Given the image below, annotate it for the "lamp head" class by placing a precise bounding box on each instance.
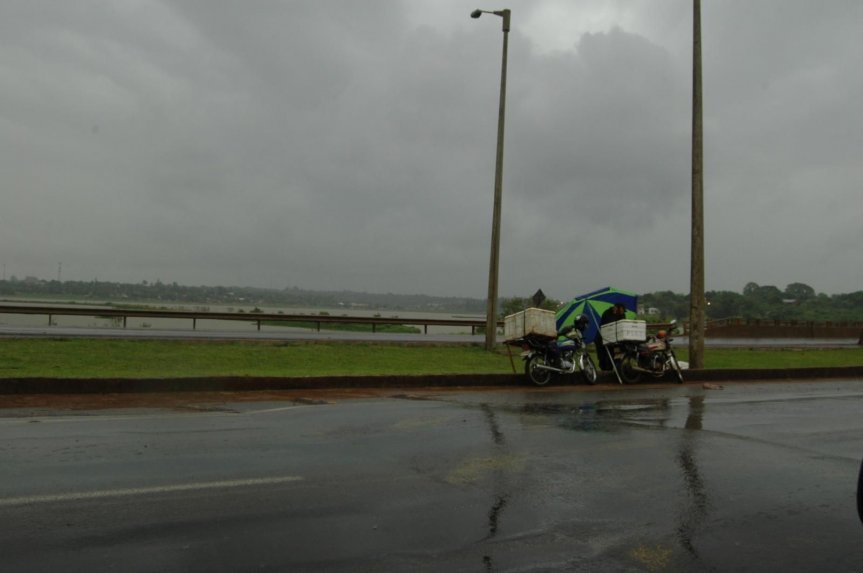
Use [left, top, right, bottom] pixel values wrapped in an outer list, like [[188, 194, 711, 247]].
[[470, 9, 482, 18]]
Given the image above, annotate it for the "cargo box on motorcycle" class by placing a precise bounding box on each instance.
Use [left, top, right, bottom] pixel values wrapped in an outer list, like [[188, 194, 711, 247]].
[[504, 308, 557, 341], [599, 319, 647, 343]]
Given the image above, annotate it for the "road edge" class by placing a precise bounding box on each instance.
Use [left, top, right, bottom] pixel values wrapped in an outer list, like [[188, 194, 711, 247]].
[[2, 366, 863, 394]]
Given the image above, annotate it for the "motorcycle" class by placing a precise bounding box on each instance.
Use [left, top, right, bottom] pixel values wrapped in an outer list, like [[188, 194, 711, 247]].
[[606, 320, 684, 384], [517, 315, 598, 386]]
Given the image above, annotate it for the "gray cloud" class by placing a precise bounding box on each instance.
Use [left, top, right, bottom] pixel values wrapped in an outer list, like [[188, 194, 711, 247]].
[[1, 0, 860, 299]]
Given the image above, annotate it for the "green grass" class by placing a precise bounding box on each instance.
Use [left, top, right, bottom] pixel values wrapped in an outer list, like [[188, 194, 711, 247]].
[[672, 347, 863, 369], [0, 339, 860, 379], [0, 339, 512, 378]]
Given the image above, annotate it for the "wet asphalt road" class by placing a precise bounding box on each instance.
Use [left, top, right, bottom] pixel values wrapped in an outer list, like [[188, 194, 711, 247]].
[[2, 380, 863, 572]]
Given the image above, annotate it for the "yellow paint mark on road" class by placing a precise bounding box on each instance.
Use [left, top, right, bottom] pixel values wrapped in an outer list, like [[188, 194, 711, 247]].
[[446, 454, 525, 485], [629, 544, 674, 571]]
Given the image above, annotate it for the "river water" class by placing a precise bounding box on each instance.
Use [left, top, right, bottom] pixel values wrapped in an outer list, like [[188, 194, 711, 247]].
[[0, 300, 484, 335]]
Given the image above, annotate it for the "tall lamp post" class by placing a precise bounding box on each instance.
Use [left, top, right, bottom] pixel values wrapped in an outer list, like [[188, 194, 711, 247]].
[[689, 0, 705, 368], [471, 8, 510, 351]]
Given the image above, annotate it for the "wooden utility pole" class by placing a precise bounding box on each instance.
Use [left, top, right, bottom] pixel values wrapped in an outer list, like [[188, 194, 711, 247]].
[[472, 8, 511, 351], [689, 0, 706, 368]]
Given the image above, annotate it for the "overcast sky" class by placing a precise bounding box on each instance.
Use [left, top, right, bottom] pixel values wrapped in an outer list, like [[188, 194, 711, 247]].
[[2, 0, 861, 300]]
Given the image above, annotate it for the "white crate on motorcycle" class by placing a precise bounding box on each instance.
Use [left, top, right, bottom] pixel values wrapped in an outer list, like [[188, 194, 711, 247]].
[[504, 308, 557, 341], [600, 319, 647, 343]]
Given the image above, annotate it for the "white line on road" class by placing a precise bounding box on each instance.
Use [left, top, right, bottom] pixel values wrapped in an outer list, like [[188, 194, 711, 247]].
[[245, 405, 316, 415], [0, 412, 232, 425], [0, 404, 314, 426], [0, 475, 304, 507]]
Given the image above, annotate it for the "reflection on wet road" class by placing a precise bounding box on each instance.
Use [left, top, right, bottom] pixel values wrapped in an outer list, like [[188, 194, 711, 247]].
[[2, 380, 863, 572], [480, 403, 511, 571], [676, 396, 709, 561]]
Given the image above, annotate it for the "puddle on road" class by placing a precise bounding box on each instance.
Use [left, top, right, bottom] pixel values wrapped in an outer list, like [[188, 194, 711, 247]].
[[511, 395, 711, 435], [516, 400, 668, 433]]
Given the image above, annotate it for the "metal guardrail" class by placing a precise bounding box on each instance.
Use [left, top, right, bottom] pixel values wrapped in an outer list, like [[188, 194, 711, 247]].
[[7, 304, 855, 340], [0, 304, 499, 335]]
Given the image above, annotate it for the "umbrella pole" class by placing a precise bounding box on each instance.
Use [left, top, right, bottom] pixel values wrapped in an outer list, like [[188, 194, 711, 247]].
[[606, 345, 623, 384], [506, 343, 516, 373]]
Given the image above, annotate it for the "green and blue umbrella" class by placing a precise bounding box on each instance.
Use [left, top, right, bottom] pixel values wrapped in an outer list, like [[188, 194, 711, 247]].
[[555, 287, 639, 344]]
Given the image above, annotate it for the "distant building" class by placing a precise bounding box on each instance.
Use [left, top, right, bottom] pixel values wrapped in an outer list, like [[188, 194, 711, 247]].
[[638, 306, 661, 316]]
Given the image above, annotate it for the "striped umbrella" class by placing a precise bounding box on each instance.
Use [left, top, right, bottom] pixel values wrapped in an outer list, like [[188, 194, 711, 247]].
[[555, 287, 639, 344]]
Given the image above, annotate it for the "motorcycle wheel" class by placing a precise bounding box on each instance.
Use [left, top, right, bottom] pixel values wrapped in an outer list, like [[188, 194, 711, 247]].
[[525, 354, 553, 386], [650, 353, 668, 378], [579, 353, 598, 385], [668, 351, 684, 384], [619, 356, 642, 384]]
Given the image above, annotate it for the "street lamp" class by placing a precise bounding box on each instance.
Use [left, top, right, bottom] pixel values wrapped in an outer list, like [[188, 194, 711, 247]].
[[471, 7, 510, 351], [689, 0, 705, 368]]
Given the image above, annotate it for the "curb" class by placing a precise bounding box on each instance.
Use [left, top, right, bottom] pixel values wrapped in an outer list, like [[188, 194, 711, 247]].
[[2, 366, 863, 395]]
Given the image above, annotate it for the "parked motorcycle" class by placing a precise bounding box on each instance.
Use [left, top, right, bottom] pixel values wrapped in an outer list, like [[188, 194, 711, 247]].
[[518, 315, 598, 386], [606, 320, 684, 384]]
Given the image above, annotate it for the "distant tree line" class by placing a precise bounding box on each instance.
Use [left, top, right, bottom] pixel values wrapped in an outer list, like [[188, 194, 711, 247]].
[[642, 282, 863, 323], [503, 282, 863, 323]]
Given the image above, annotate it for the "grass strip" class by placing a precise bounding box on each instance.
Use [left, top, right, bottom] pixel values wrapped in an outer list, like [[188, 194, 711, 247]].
[[673, 347, 863, 369], [0, 339, 510, 378], [0, 339, 860, 379]]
